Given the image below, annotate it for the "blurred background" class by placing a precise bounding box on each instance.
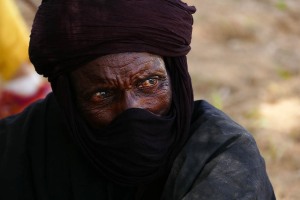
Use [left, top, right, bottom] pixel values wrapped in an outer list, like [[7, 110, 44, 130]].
[[0, 0, 50, 118], [187, 0, 300, 199], [2, 0, 300, 199]]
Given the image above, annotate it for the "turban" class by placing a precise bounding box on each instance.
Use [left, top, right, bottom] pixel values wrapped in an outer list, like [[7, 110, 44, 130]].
[[29, 0, 196, 190], [29, 0, 196, 80]]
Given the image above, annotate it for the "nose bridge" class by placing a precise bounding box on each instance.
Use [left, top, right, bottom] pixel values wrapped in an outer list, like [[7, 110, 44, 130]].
[[122, 90, 140, 111]]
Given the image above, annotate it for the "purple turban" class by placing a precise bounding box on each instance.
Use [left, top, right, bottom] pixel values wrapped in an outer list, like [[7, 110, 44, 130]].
[[29, 0, 196, 79], [29, 0, 196, 189]]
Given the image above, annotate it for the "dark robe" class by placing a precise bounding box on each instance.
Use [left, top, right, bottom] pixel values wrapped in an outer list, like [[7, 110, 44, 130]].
[[0, 93, 275, 199]]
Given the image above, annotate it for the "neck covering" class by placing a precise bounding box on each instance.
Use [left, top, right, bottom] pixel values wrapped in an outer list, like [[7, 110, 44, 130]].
[[29, 0, 196, 190]]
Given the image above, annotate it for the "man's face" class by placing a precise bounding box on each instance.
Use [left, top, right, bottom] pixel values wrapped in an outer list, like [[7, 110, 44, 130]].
[[71, 52, 172, 128]]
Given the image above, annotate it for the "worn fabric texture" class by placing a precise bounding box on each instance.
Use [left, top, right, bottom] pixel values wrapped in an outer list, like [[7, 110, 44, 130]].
[[0, 94, 275, 199]]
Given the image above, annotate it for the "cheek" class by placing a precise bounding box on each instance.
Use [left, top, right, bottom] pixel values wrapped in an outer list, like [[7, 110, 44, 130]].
[[145, 85, 172, 115], [78, 103, 116, 128], [76, 82, 172, 127]]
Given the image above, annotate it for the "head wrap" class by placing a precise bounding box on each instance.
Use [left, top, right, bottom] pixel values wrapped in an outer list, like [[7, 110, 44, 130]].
[[29, 0, 195, 80], [29, 0, 196, 193]]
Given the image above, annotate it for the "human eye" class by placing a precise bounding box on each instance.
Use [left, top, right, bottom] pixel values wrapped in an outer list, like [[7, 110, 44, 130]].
[[137, 76, 159, 89], [91, 89, 114, 102]]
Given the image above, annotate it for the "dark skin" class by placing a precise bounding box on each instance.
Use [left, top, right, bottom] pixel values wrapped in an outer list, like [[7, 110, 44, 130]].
[[71, 52, 172, 128]]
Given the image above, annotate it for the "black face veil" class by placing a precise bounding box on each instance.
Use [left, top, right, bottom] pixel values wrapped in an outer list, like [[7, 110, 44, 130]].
[[29, 0, 196, 187]]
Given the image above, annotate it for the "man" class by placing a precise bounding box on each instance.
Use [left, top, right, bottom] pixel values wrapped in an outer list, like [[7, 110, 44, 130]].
[[0, 0, 275, 199]]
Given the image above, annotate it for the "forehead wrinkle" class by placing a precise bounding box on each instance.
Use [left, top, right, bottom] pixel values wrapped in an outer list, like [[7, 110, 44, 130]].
[[78, 53, 165, 89], [102, 54, 158, 76], [100, 53, 139, 68], [108, 55, 154, 72]]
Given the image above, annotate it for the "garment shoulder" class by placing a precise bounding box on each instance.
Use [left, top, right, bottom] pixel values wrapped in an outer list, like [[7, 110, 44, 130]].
[[0, 93, 61, 198], [0, 98, 44, 145], [185, 100, 253, 165], [191, 100, 248, 138], [162, 100, 275, 200], [0, 93, 54, 137], [0, 93, 56, 158]]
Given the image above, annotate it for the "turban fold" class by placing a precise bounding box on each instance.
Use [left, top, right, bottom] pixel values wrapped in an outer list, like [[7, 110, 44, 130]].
[[29, 0, 196, 79]]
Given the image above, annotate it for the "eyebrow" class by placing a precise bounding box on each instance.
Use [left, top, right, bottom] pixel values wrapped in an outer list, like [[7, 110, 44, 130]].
[[78, 67, 166, 95]]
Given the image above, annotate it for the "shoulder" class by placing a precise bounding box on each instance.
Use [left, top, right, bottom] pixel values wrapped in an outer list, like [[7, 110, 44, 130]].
[[162, 100, 275, 200], [0, 91, 57, 154], [0, 92, 58, 139], [0, 92, 58, 174], [185, 100, 258, 167], [191, 100, 249, 140], [0, 92, 62, 158]]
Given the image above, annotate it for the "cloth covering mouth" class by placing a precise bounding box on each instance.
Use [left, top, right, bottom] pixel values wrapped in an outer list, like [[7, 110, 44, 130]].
[[50, 56, 194, 187], [53, 74, 177, 186], [78, 107, 177, 186]]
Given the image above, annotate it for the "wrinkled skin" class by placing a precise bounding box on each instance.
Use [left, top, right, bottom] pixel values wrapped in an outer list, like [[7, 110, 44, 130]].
[[71, 52, 172, 128]]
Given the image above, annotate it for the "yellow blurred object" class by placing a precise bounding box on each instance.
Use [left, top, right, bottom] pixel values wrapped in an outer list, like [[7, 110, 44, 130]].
[[0, 0, 29, 82]]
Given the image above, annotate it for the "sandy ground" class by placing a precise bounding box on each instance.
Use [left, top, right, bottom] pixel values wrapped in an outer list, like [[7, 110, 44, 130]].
[[17, 0, 300, 199]]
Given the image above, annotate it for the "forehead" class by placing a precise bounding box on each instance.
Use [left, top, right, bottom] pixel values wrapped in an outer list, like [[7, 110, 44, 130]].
[[73, 52, 166, 78]]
